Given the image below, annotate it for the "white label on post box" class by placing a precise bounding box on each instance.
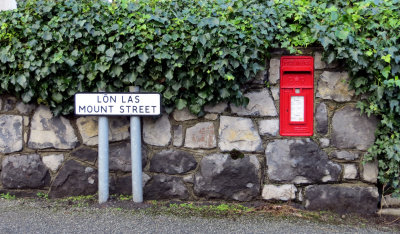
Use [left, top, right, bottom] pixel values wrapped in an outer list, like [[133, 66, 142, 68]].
[[290, 96, 304, 122]]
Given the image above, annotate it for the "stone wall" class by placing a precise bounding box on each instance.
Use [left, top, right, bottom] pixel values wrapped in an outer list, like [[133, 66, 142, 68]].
[[0, 49, 380, 213]]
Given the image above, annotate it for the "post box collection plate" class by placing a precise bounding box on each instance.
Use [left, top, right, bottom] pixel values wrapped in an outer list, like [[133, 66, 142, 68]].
[[279, 56, 314, 136]]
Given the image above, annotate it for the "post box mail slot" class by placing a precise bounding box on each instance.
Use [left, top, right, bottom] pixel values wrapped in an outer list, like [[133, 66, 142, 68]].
[[279, 56, 314, 136]]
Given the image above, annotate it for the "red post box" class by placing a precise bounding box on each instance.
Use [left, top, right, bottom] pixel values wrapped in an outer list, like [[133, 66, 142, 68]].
[[279, 56, 314, 136]]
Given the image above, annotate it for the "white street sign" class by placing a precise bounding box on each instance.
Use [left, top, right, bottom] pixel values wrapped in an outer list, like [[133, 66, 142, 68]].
[[75, 93, 161, 116]]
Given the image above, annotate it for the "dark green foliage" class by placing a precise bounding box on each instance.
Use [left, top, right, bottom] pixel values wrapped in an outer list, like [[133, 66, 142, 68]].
[[1, 0, 400, 194], [229, 149, 244, 160]]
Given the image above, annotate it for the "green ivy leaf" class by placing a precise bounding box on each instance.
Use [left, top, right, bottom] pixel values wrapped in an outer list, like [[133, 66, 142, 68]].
[[335, 30, 349, 41], [17, 74, 27, 88], [43, 32, 52, 41], [219, 88, 230, 98], [98, 44, 106, 53], [51, 93, 63, 103], [176, 99, 187, 110], [138, 53, 149, 63], [382, 66, 391, 79], [106, 48, 115, 58]]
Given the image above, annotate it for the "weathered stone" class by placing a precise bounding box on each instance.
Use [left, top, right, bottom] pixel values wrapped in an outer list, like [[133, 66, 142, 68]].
[[204, 113, 218, 121], [111, 173, 151, 195], [259, 119, 279, 136], [230, 89, 277, 117], [298, 188, 304, 202], [268, 58, 280, 84], [1, 154, 50, 189], [2, 96, 16, 111], [76, 117, 97, 145], [315, 103, 328, 135], [332, 106, 377, 150], [0, 115, 23, 153], [382, 195, 400, 208], [362, 160, 378, 183], [254, 69, 267, 83], [150, 150, 197, 174], [219, 116, 263, 152], [271, 86, 280, 101], [42, 154, 64, 172], [331, 150, 359, 161], [194, 154, 260, 201], [305, 184, 379, 213], [183, 174, 194, 184], [317, 71, 354, 102], [266, 139, 341, 184], [144, 175, 188, 200], [319, 138, 330, 148], [314, 52, 338, 69], [23, 116, 29, 127], [143, 114, 171, 146], [49, 160, 97, 198], [143, 173, 151, 185], [172, 108, 197, 121], [262, 184, 297, 201], [378, 209, 400, 216], [109, 142, 147, 172], [76, 116, 130, 146], [314, 52, 326, 69], [108, 117, 130, 141], [185, 122, 216, 149], [29, 106, 78, 149], [204, 102, 228, 113], [71, 147, 97, 163], [16, 102, 36, 115], [343, 164, 358, 179], [173, 125, 183, 147]]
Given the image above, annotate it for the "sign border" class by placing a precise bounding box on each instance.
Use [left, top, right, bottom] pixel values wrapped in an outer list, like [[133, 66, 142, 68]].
[[74, 92, 162, 116]]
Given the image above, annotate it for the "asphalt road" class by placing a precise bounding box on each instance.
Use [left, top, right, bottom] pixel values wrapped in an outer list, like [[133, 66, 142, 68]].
[[0, 199, 395, 234]]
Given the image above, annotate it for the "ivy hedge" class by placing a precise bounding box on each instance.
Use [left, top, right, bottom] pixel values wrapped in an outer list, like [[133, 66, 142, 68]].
[[1, 0, 400, 195]]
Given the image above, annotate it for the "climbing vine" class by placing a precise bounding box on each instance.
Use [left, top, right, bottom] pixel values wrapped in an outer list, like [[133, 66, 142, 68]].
[[0, 0, 400, 194]]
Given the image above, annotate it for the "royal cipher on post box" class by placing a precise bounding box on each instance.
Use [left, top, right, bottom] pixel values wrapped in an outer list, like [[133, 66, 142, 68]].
[[279, 56, 314, 136]]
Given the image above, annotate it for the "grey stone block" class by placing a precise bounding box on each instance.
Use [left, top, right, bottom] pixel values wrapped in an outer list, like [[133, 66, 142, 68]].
[[204, 102, 228, 113], [173, 125, 183, 147], [109, 142, 147, 172], [317, 71, 354, 102], [76, 116, 130, 146], [332, 106, 377, 150], [0, 115, 23, 153], [185, 122, 216, 149], [144, 175, 189, 200], [305, 184, 379, 214], [172, 108, 197, 121], [262, 184, 297, 201], [266, 139, 341, 184], [259, 119, 279, 136], [150, 150, 197, 174], [49, 160, 97, 198], [362, 160, 378, 183], [143, 114, 171, 146], [194, 154, 260, 201], [29, 106, 78, 149], [230, 89, 277, 117], [1, 154, 50, 189], [219, 116, 263, 152], [268, 58, 280, 84], [331, 150, 360, 161], [315, 102, 328, 135]]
